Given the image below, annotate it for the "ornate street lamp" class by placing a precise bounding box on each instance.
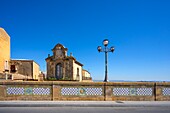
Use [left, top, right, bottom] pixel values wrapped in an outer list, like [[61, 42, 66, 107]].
[[97, 39, 115, 82]]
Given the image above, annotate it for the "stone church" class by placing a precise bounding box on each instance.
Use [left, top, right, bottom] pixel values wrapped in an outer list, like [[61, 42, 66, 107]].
[[45, 43, 92, 82]]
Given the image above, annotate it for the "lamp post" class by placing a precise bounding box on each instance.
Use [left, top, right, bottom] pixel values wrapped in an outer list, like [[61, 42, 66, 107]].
[[97, 39, 115, 82]]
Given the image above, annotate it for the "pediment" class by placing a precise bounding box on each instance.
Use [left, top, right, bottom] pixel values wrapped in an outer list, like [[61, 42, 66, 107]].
[[52, 43, 68, 51]]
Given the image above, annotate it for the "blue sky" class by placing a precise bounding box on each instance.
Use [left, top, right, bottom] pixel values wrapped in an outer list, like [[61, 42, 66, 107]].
[[1, 0, 170, 81]]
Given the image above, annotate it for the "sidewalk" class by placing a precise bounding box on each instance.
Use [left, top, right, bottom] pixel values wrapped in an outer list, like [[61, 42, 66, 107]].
[[0, 101, 170, 107]]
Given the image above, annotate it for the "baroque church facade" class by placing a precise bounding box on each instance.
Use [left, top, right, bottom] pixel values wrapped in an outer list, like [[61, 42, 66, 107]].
[[45, 44, 91, 81]]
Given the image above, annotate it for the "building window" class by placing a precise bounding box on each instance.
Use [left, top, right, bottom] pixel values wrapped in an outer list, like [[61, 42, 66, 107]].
[[56, 63, 62, 79], [4, 60, 8, 71], [10, 65, 16, 73], [77, 68, 79, 76]]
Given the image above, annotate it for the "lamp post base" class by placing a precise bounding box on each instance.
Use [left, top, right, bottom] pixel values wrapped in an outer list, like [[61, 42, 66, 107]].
[[104, 79, 109, 82]]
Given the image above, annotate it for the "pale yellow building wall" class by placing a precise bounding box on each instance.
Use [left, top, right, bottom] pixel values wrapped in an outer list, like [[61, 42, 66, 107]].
[[33, 61, 40, 80], [82, 70, 91, 78], [73, 61, 82, 81], [0, 28, 10, 73]]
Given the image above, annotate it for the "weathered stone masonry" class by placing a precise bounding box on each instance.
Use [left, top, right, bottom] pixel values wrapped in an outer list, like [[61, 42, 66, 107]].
[[0, 81, 170, 101]]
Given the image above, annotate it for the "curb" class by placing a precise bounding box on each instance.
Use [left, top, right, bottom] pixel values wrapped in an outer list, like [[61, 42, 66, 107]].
[[0, 101, 170, 107]]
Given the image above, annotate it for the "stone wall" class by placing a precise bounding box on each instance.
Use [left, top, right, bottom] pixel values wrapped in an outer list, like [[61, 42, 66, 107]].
[[0, 81, 52, 101], [156, 82, 170, 101], [0, 81, 170, 101], [0, 28, 10, 73], [53, 82, 104, 101], [10, 60, 40, 80], [106, 82, 155, 101], [10, 60, 33, 79]]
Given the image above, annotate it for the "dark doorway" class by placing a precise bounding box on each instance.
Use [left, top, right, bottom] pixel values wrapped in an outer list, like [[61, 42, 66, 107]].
[[55, 63, 62, 79]]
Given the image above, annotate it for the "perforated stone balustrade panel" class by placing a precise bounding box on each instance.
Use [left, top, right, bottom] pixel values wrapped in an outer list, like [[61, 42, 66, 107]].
[[6, 86, 51, 95], [113, 87, 153, 96], [61, 87, 103, 96], [162, 88, 170, 96]]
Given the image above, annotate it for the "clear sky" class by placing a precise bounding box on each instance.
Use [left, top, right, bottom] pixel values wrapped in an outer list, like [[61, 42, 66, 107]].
[[1, 0, 170, 81]]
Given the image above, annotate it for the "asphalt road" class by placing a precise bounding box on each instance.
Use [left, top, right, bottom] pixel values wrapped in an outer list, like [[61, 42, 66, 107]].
[[0, 107, 170, 113]]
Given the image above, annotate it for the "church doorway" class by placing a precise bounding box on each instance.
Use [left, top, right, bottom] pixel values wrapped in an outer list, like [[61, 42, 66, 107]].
[[55, 63, 62, 79]]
